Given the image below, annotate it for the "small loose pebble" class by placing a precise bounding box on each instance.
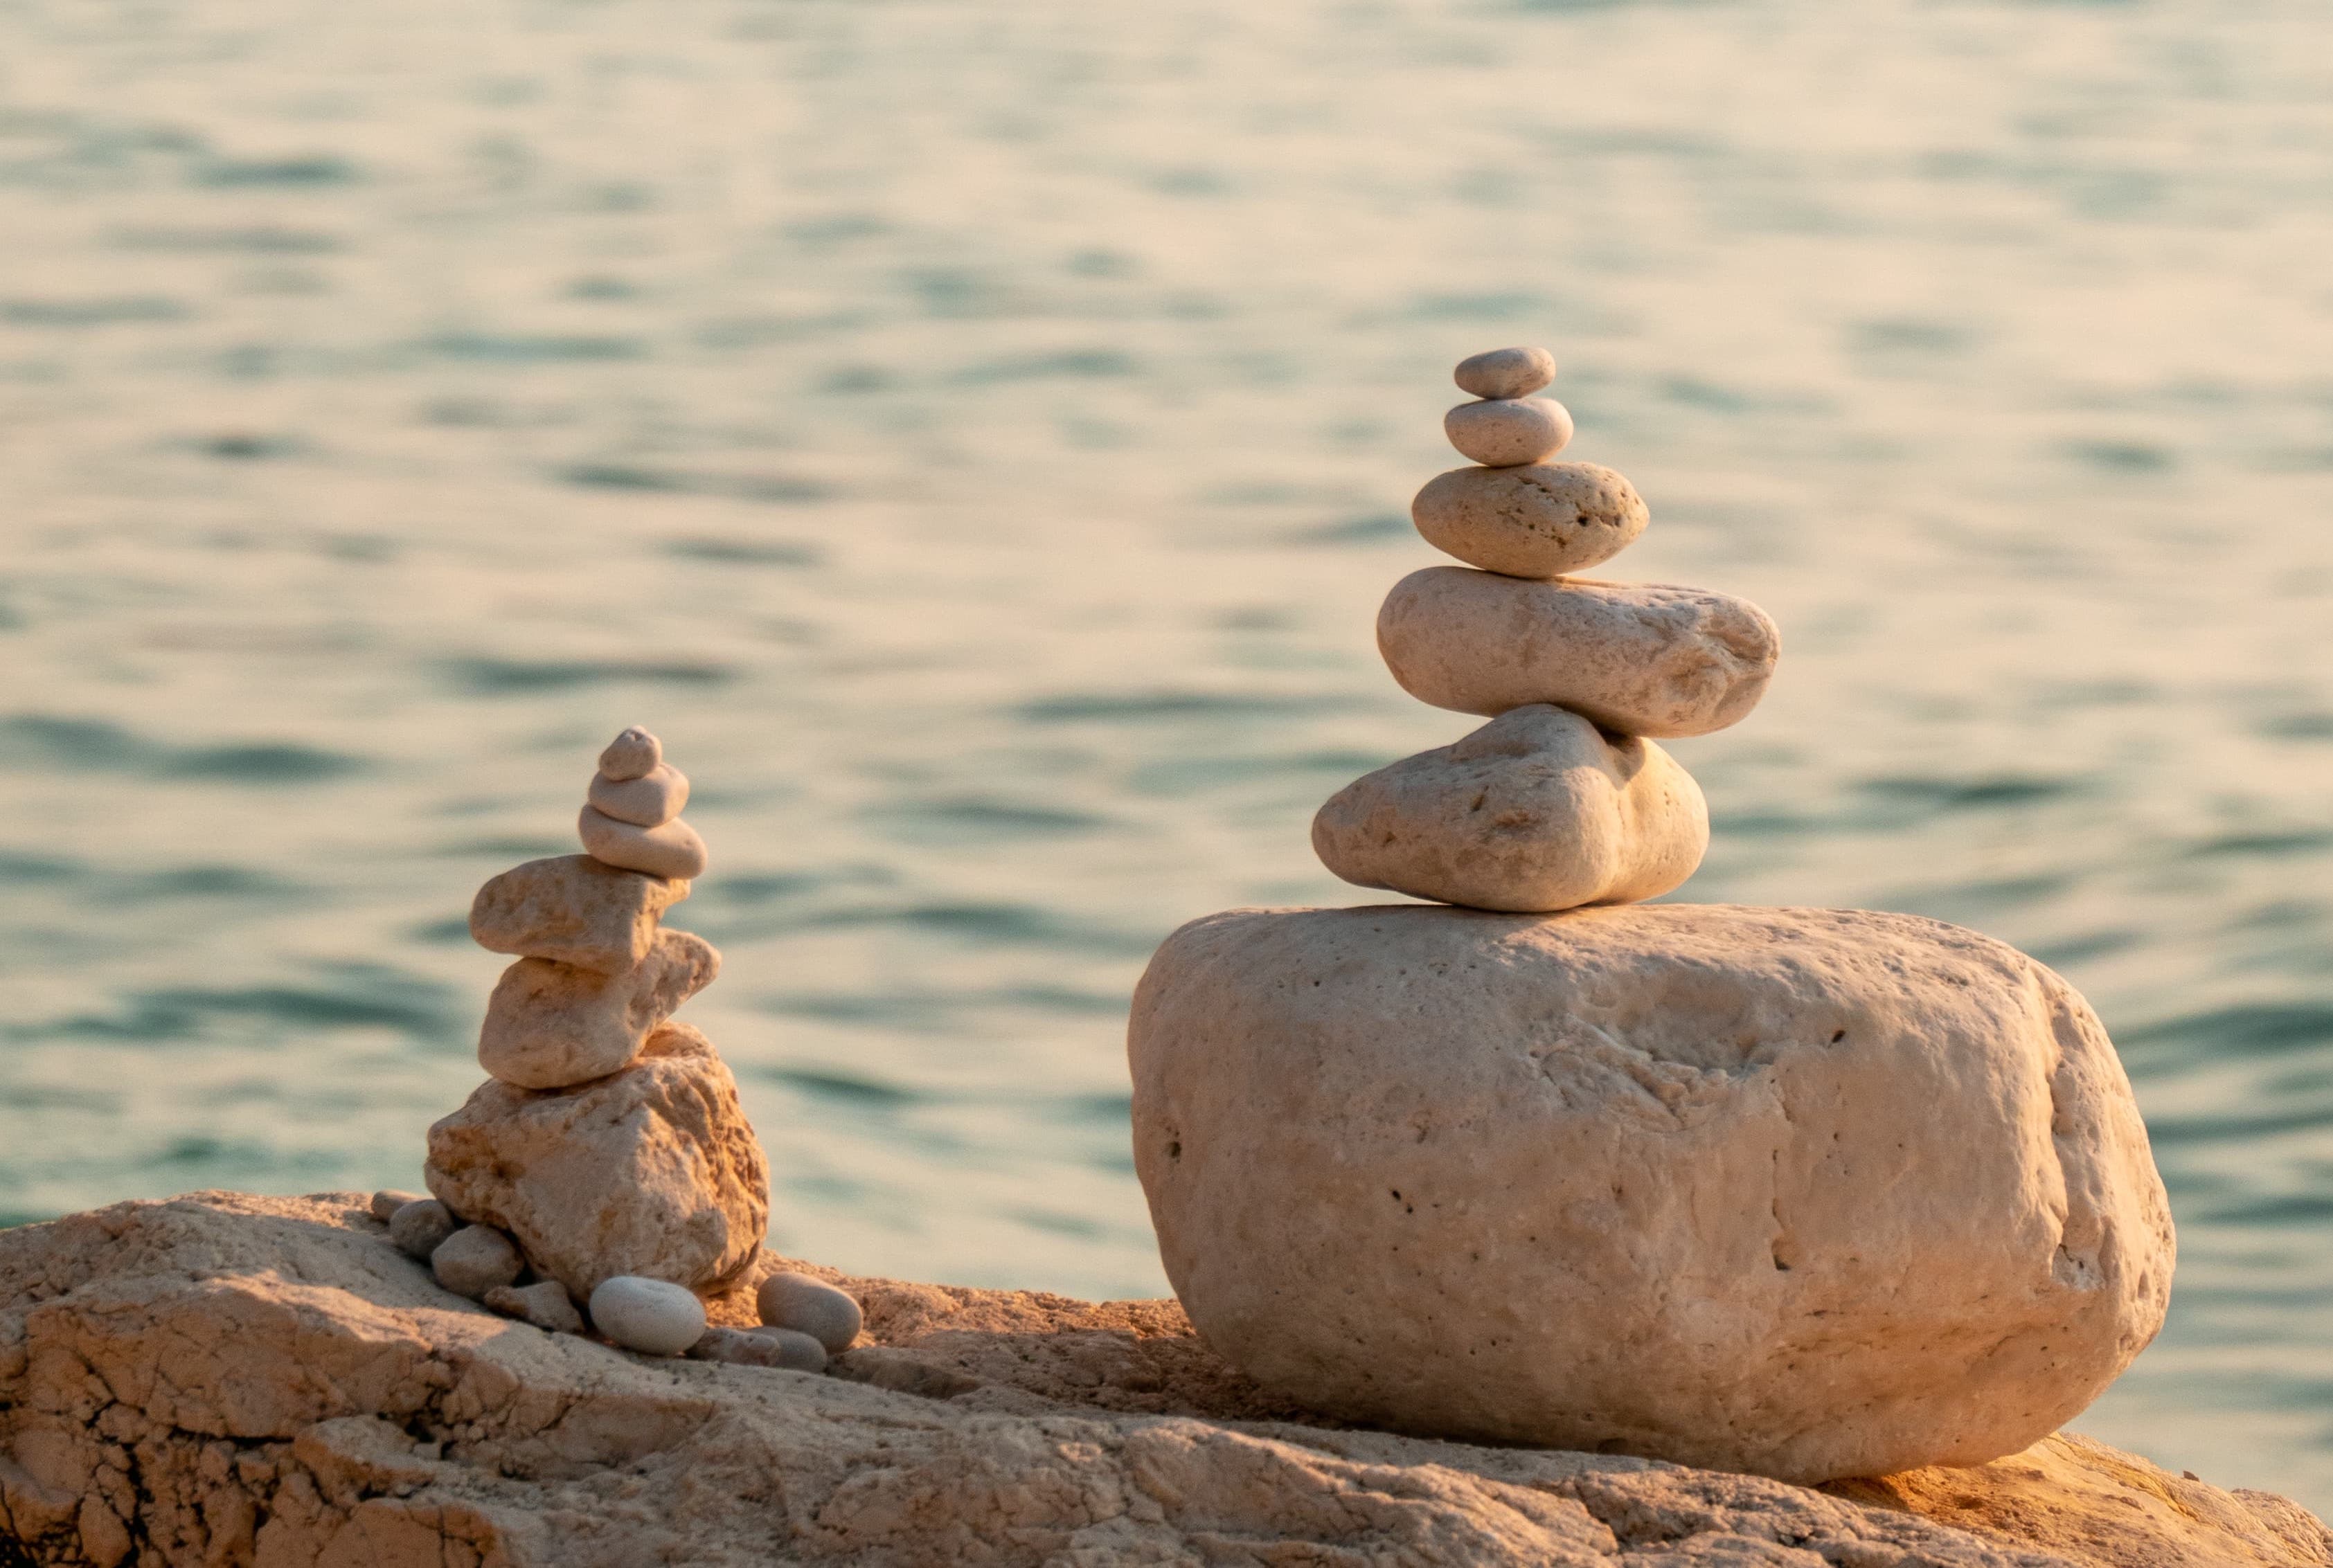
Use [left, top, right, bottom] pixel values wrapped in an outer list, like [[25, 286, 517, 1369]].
[[589, 1276, 707, 1356], [587, 764, 690, 829], [756, 1271, 864, 1353], [388, 1199, 457, 1260], [432, 1225, 523, 1299], [485, 1280, 587, 1335], [1445, 397, 1573, 468], [1454, 345, 1556, 402], [370, 1189, 426, 1223], [578, 806, 708, 880], [686, 1326, 828, 1373], [598, 727, 662, 782]]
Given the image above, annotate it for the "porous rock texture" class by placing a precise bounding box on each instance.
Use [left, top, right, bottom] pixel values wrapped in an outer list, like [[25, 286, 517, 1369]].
[[467, 854, 688, 973], [3, 1192, 2316, 1567], [1409, 461, 1650, 579], [474, 928, 720, 1090], [424, 1022, 767, 1299], [1128, 903, 2176, 1484]]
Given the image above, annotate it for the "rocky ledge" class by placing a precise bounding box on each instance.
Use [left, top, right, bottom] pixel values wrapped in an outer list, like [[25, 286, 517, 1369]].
[[1, 1193, 2323, 1568]]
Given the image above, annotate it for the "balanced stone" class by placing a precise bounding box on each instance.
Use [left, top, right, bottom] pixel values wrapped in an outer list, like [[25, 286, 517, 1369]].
[[431, 1225, 523, 1299], [368, 1188, 424, 1222], [1444, 397, 1573, 468], [386, 1198, 456, 1261], [1312, 705, 1708, 912], [1127, 903, 2175, 1484], [580, 805, 709, 880], [1454, 345, 1556, 401], [477, 928, 720, 1090], [470, 854, 688, 973], [587, 763, 689, 829], [426, 1022, 770, 1300], [1377, 566, 1779, 737], [757, 1270, 864, 1353], [688, 1324, 828, 1372], [1411, 462, 1647, 579], [589, 1275, 706, 1356], [600, 726, 662, 782], [485, 1279, 587, 1334]]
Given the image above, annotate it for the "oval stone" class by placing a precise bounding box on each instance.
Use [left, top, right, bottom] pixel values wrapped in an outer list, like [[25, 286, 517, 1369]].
[[588, 764, 690, 829], [431, 1225, 522, 1299], [756, 1270, 864, 1353], [589, 1275, 706, 1356], [599, 726, 662, 782], [1454, 345, 1556, 401], [1443, 397, 1573, 468], [1312, 705, 1707, 912], [1377, 567, 1778, 737], [579, 806, 708, 880], [1410, 462, 1647, 579]]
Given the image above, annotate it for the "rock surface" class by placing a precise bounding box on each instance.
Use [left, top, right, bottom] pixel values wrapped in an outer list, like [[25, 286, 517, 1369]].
[[1127, 903, 2176, 1484], [1379, 566, 1781, 735], [467, 853, 688, 972], [424, 1021, 769, 1298], [475, 928, 719, 1089], [1411, 460, 1650, 578], [1312, 704, 1708, 911], [2, 1191, 2310, 1567]]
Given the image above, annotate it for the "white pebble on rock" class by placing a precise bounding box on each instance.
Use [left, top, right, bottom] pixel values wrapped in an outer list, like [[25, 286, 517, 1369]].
[[579, 806, 708, 880], [756, 1271, 864, 1353], [587, 764, 690, 829], [590, 1275, 708, 1356], [1453, 345, 1556, 401], [599, 727, 662, 782], [431, 1225, 523, 1299], [370, 1189, 424, 1223], [1444, 397, 1573, 468], [387, 1198, 457, 1260]]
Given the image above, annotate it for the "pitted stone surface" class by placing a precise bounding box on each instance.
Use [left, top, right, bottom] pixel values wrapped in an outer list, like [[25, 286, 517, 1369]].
[[476, 928, 719, 1090], [469, 854, 688, 973], [1411, 462, 1649, 579]]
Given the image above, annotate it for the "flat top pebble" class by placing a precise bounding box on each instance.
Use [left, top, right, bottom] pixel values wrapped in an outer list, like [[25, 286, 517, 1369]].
[[590, 1274, 707, 1356], [599, 726, 662, 782], [1454, 345, 1556, 401]]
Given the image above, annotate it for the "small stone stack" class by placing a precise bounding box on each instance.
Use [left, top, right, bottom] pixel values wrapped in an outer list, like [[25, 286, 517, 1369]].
[[1310, 345, 1780, 912]]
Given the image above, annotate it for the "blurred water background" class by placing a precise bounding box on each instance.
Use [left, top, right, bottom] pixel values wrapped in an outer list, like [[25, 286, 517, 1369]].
[[2, 0, 2330, 1506]]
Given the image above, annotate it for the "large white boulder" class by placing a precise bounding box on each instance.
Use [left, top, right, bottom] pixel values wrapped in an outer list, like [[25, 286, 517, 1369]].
[[1127, 903, 2174, 1484]]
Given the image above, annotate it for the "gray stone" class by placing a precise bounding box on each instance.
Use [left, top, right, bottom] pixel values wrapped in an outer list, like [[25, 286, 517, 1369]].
[[756, 1270, 864, 1353], [386, 1198, 456, 1260], [590, 1275, 706, 1356], [1410, 462, 1647, 579], [368, 1189, 424, 1223], [688, 1324, 828, 1373], [431, 1225, 523, 1299]]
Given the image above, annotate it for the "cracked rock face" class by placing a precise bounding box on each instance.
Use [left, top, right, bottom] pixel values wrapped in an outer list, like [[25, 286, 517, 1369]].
[[1127, 903, 2176, 1484], [0, 1192, 2308, 1568]]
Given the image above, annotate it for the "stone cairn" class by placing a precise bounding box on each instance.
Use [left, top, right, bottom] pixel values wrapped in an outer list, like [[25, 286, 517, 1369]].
[[1311, 343, 1773, 913], [369, 727, 863, 1368]]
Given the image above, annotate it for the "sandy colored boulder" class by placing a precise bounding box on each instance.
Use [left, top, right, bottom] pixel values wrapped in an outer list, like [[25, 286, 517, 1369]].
[[1127, 903, 2175, 1484], [1454, 345, 1557, 401], [1313, 705, 1708, 912], [426, 1021, 769, 1299], [1411, 462, 1648, 579], [587, 762, 689, 828], [476, 928, 719, 1090], [468, 853, 688, 972], [1445, 397, 1573, 467], [579, 804, 708, 879], [1378, 566, 1780, 736]]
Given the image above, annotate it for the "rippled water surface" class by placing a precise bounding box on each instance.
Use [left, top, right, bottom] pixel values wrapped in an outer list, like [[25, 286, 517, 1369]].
[[3, 0, 2331, 1506]]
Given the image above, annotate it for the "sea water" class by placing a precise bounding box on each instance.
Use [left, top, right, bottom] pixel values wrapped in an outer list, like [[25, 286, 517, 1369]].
[[1, 0, 2329, 1506]]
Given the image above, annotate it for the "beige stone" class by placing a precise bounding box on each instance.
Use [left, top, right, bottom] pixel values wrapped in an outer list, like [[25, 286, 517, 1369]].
[[587, 762, 689, 828], [1378, 566, 1780, 737], [429, 1225, 521, 1299], [599, 724, 661, 781], [468, 853, 688, 973], [1454, 345, 1556, 401], [384, 1197, 454, 1259], [688, 1324, 828, 1371], [1312, 705, 1708, 912], [588, 1275, 706, 1356], [1127, 903, 2176, 1484], [1411, 462, 1648, 579], [1445, 396, 1573, 467], [367, 1188, 422, 1222], [757, 1269, 864, 1352], [578, 804, 708, 879], [483, 1279, 585, 1334], [1, 1192, 2305, 1567], [476, 928, 719, 1090], [425, 1022, 769, 1299]]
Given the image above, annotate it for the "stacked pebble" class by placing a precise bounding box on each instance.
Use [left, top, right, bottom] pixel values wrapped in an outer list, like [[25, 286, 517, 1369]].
[[1312, 348, 1780, 912]]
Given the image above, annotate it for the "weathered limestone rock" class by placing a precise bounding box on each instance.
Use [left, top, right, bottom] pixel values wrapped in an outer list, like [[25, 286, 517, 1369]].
[[586, 762, 689, 828], [1454, 345, 1557, 401], [425, 1022, 769, 1299], [1312, 705, 1708, 912], [1378, 566, 1780, 735], [484, 1279, 585, 1334], [1445, 396, 1573, 467], [578, 804, 709, 879], [468, 853, 688, 972], [1411, 462, 1649, 579], [476, 928, 719, 1090], [1127, 903, 2176, 1484], [1, 1193, 2308, 1567]]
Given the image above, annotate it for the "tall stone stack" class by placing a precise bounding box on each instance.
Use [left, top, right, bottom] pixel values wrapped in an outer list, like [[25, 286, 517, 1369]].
[[1126, 350, 2176, 1486], [1312, 345, 1775, 913]]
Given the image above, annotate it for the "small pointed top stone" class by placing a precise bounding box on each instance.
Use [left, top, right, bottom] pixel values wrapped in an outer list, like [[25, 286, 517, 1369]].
[[600, 726, 661, 782], [1454, 346, 1556, 402]]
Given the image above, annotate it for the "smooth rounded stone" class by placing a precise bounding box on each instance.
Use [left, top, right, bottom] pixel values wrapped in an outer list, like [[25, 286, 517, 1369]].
[[1312, 705, 1708, 913], [470, 854, 689, 973], [484, 1279, 586, 1335], [1378, 566, 1780, 737], [431, 1225, 524, 1299], [756, 1271, 864, 1353], [368, 1189, 424, 1223], [599, 726, 662, 782], [426, 1022, 770, 1300], [1128, 903, 2176, 1484], [589, 1275, 707, 1356], [1410, 462, 1647, 579], [587, 763, 690, 829], [386, 1198, 456, 1261], [476, 928, 721, 1090], [579, 805, 708, 880], [1454, 345, 1556, 401], [688, 1325, 829, 1373], [1444, 397, 1573, 468]]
